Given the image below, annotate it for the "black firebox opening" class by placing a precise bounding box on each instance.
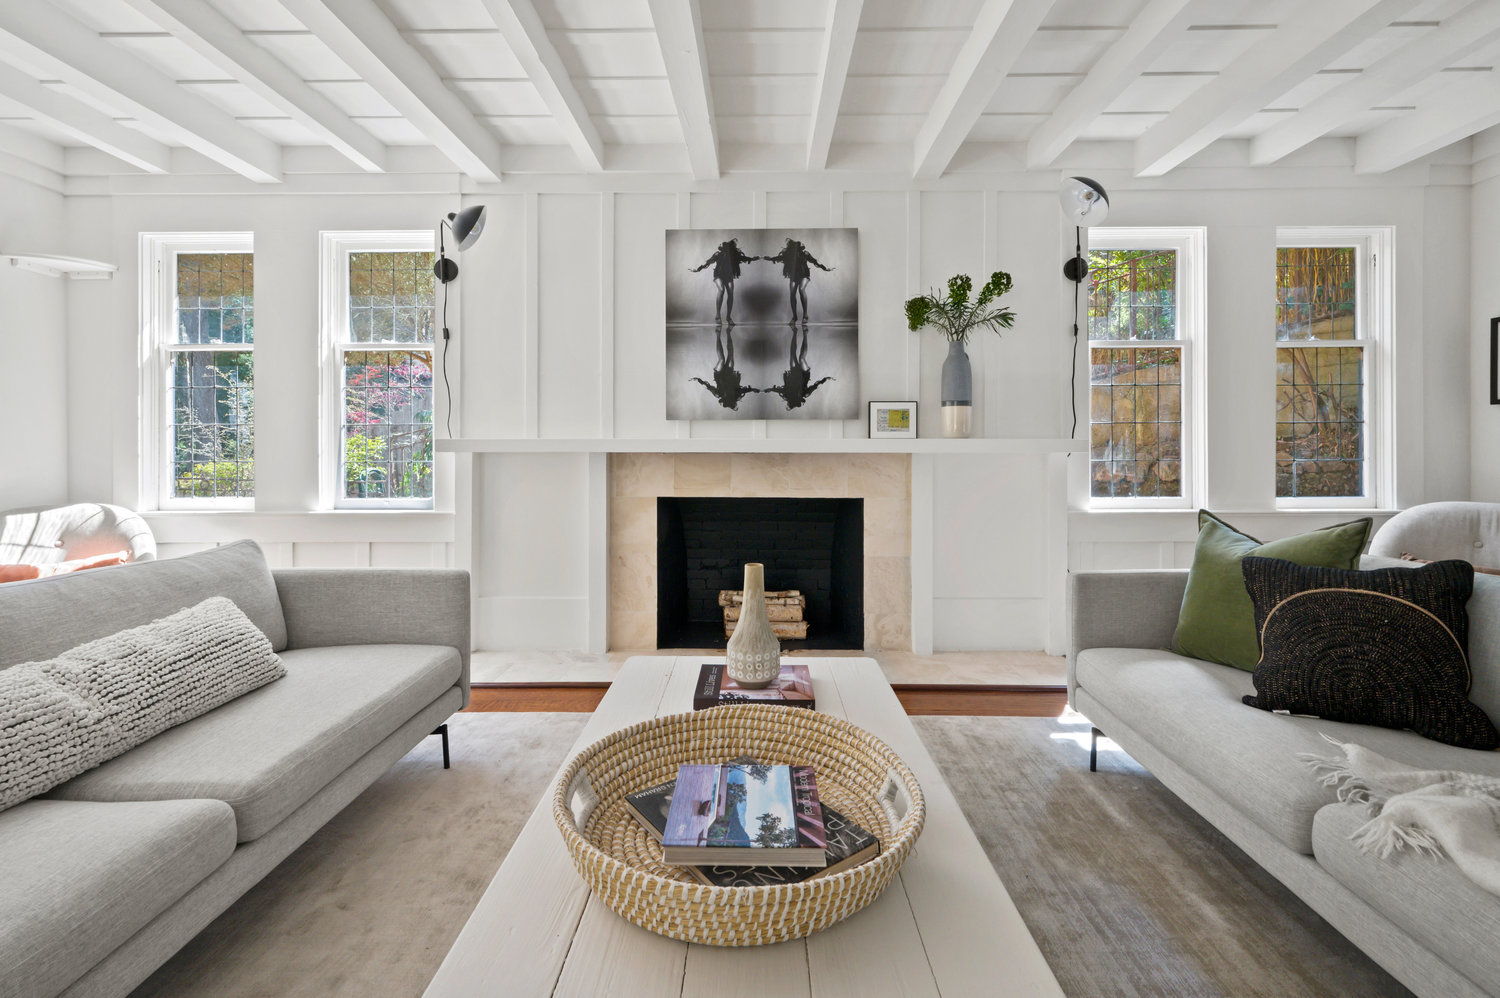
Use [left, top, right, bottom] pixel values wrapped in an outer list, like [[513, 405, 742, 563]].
[[656, 497, 864, 650]]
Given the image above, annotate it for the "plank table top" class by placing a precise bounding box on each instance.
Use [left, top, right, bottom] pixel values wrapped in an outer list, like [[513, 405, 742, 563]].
[[424, 656, 1062, 997]]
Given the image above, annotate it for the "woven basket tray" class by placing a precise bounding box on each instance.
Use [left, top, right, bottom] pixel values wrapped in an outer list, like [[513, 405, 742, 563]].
[[551, 703, 926, 946]]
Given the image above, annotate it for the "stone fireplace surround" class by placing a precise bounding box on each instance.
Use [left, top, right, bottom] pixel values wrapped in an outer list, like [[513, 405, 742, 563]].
[[609, 453, 912, 651]]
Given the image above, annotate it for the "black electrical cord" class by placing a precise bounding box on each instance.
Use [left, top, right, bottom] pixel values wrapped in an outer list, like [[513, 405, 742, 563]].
[[437, 222, 454, 438], [441, 276, 453, 438], [1069, 225, 1081, 439]]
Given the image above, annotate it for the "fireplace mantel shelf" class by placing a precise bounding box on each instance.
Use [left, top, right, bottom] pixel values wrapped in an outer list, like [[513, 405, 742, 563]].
[[439, 437, 1083, 455]]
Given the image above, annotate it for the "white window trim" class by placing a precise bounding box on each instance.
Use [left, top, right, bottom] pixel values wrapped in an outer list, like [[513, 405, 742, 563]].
[[139, 231, 255, 511], [1273, 226, 1394, 510], [319, 230, 439, 511], [1084, 226, 1207, 511]]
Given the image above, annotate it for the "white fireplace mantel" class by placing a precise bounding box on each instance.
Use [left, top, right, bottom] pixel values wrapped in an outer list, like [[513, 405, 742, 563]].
[[438, 437, 1083, 454]]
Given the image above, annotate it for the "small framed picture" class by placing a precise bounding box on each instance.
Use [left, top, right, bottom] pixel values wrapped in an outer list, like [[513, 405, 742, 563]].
[[1492, 317, 1499, 405], [869, 400, 917, 439]]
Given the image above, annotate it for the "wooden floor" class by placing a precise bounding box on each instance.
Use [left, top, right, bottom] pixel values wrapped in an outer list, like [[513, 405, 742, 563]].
[[465, 682, 1068, 717]]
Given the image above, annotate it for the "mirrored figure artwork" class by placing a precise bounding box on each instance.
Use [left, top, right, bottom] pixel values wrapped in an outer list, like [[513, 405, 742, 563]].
[[665, 228, 859, 420]]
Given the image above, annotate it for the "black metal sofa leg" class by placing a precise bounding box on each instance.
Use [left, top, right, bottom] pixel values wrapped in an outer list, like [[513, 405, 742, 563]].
[[432, 724, 450, 769], [1090, 726, 1102, 772]]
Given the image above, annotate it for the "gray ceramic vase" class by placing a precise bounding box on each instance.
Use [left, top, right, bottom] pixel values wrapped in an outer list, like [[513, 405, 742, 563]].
[[940, 339, 973, 438]]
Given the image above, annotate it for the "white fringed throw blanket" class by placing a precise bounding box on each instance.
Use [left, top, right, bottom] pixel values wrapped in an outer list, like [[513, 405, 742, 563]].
[[1302, 735, 1500, 896]]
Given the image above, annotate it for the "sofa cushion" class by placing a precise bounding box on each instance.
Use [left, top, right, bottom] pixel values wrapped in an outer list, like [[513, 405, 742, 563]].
[[1241, 557, 1497, 750], [0, 797, 236, 998], [0, 540, 288, 668], [1075, 647, 1500, 854], [47, 644, 460, 842], [1171, 510, 1371, 671], [1314, 802, 1500, 996], [0, 596, 285, 812]]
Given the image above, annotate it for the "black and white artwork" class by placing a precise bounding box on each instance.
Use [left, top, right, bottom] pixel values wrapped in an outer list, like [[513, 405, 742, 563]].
[[665, 227, 859, 420]]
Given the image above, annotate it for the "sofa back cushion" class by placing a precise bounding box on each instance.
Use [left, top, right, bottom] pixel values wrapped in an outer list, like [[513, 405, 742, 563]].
[[0, 540, 287, 668], [1468, 572, 1500, 728]]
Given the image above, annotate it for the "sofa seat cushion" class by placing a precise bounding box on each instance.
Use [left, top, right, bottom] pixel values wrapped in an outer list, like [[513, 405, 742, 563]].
[[0, 798, 235, 998], [1314, 802, 1500, 996], [1075, 647, 1500, 854], [47, 644, 460, 842]]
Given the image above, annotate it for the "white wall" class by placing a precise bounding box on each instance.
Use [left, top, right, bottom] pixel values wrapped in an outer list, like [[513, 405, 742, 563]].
[[0, 173, 68, 510], [1472, 145, 1500, 501], [50, 150, 1477, 649]]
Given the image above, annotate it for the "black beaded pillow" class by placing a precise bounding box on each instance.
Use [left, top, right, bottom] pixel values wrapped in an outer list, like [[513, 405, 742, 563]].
[[1240, 557, 1498, 750]]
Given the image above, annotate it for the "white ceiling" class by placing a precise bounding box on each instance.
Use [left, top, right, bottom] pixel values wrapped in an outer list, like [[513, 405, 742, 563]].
[[0, 0, 1496, 185]]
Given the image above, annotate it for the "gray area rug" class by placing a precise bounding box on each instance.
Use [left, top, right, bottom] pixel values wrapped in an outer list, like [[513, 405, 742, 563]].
[[912, 714, 1411, 998], [130, 711, 1411, 997]]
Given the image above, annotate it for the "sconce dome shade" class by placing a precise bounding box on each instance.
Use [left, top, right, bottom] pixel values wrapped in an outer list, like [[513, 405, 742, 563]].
[[1059, 176, 1109, 226], [449, 204, 487, 250]]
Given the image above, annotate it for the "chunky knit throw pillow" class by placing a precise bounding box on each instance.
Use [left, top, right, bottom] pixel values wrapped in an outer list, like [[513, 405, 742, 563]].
[[1241, 557, 1497, 750], [0, 596, 285, 811]]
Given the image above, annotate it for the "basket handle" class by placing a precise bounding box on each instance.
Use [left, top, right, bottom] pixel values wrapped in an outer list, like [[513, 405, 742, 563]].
[[566, 768, 599, 830], [878, 768, 914, 829]]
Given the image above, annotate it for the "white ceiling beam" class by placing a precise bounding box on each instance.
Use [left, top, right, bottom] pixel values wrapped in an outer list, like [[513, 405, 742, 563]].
[[1252, 1, 1500, 166], [122, 0, 386, 173], [280, 0, 503, 182], [1025, 0, 1193, 169], [0, 124, 64, 193], [647, 0, 718, 179], [912, 0, 1057, 179], [1133, 0, 1421, 177], [0, 60, 169, 174], [1355, 75, 1500, 173], [478, 0, 603, 171], [806, 0, 863, 171], [0, 3, 280, 182]]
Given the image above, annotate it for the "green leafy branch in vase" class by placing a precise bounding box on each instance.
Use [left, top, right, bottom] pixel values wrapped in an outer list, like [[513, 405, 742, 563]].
[[904, 271, 1016, 344]]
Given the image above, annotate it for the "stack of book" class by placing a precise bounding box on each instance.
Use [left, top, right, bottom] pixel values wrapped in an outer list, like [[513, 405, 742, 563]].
[[624, 760, 879, 888], [693, 663, 815, 711], [719, 588, 809, 640]]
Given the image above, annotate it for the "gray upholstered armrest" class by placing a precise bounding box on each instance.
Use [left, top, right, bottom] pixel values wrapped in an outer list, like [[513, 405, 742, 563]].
[[1067, 570, 1188, 702], [273, 568, 471, 706]]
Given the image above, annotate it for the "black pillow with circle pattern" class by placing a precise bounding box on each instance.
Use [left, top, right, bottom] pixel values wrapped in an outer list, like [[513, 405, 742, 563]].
[[1240, 556, 1498, 750]]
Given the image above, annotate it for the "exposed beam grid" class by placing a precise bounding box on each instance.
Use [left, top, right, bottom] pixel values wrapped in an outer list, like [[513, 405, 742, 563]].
[[0, 123, 64, 192], [0, 60, 169, 173], [806, 0, 863, 171], [0, 3, 281, 182], [912, 0, 1058, 180], [478, 0, 602, 171], [1251, 0, 1500, 165], [1133, 0, 1422, 177], [1025, 0, 1193, 169], [279, 0, 503, 182], [122, 0, 386, 173], [1355, 74, 1500, 173], [647, 0, 718, 179]]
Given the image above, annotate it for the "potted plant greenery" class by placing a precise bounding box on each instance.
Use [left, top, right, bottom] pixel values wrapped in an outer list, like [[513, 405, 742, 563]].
[[904, 271, 1016, 437]]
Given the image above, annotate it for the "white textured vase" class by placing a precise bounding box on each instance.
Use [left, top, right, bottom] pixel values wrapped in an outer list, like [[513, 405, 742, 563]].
[[725, 562, 781, 689]]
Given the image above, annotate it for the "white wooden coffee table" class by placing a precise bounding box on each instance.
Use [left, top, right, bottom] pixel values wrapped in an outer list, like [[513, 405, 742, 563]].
[[425, 656, 1061, 997]]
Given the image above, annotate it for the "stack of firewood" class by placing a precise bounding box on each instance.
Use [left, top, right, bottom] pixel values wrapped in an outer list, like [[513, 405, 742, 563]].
[[719, 589, 809, 639]]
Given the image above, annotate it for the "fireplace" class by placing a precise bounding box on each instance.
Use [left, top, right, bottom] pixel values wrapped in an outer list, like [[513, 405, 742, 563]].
[[656, 497, 864, 650]]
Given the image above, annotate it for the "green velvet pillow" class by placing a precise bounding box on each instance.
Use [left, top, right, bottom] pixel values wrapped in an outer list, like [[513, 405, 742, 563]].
[[1171, 510, 1372, 671]]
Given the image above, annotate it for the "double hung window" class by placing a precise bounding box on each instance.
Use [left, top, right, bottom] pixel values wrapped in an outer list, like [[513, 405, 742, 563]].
[[141, 233, 255, 508], [1086, 228, 1205, 508], [1274, 229, 1390, 506], [321, 232, 437, 509]]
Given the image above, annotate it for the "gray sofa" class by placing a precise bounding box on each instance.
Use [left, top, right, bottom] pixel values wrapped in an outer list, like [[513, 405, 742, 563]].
[[1069, 551, 1500, 998], [0, 540, 470, 998]]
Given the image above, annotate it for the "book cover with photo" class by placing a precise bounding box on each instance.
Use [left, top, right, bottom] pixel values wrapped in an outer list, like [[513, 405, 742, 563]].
[[693, 662, 815, 711], [661, 762, 827, 867], [625, 778, 878, 887]]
